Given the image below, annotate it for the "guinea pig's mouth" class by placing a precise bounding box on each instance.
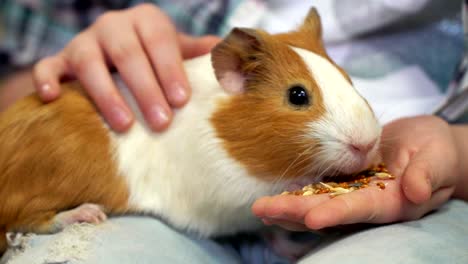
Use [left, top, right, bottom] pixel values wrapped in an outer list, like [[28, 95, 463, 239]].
[[283, 170, 341, 192], [338, 158, 370, 175], [333, 137, 380, 175], [283, 165, 369, 192], [284, 181, 309, 193], [280, 136, 380, 192], [283, 154, 378, 191]]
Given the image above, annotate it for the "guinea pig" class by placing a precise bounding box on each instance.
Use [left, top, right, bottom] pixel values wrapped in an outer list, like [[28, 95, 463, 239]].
[[0, 8, 381, 253]]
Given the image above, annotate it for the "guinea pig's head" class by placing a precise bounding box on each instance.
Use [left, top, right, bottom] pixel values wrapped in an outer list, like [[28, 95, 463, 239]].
[[210, 8, 381, 183]]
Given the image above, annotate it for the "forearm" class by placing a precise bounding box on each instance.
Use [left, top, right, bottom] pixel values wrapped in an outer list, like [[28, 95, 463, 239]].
[[452, 124, 468, 200]]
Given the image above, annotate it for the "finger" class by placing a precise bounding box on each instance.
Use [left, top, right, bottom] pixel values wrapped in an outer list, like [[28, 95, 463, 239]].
[[399, 154, 433, 205], [380, 142, 428, 204], [178, 34, 221, 59], [98, 21, 171, 131], [401, 186, 455, 221], [134, 11, 190, 108], [262, 218, 309, 232], [380, 141, 408, 179], [400, 142, 457, 205], [67, 35, 133, 132], [32, 54, 71, 102], [380, 126, 433, 204], [303, 183, 400, 230], [252, 194, 330, 223]]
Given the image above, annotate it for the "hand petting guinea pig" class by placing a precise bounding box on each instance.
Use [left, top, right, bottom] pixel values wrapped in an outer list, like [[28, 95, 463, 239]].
[[0, 8, 381, 255]]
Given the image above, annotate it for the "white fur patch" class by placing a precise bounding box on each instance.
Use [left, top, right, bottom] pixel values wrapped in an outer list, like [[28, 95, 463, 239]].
[[290, 47, 381, 173], [110, 54, 287, 237]]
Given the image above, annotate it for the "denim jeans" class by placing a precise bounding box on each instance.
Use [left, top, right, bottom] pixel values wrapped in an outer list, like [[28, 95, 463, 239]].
[[3, 199, 468, 264]]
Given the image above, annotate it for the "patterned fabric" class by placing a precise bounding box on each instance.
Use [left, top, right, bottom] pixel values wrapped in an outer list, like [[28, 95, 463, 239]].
[[0, 0, 249, 75]]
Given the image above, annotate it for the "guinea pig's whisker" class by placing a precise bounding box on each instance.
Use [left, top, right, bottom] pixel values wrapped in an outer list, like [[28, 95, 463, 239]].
[[281, 146, 314, 177], [307, 157, 330, 181], [377, 110, 386, 121], [292, 160, 318, 182], [312, 147, 340, 179], [301, 149, 326, 174], [309, 161, 330, 180], [323, 149, 346, 176], [274, 145, 316, 185], [315, 161, 336, 180], [272, 146, 323, 190], [336, 156, 354, 176], [290, 148, 321, 170], [376, 105, 398, 122]]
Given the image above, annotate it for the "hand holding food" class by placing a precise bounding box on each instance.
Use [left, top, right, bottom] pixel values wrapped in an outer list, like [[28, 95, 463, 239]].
[[252, 116, 460, 231]]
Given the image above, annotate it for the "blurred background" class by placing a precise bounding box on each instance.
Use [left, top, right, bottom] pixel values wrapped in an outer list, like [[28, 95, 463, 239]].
[[0, 0, 466, 122]]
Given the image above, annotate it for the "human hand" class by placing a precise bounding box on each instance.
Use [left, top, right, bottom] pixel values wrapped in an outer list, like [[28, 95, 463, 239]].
[[33, 4, 220, 132], [252, 115, 459, 231]]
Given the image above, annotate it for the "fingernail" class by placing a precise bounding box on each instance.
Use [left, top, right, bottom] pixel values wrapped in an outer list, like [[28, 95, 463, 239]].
[[41, 83, 52, 94], [149, 105, 170, 129], [40, 83, 55, 99], [112, 106, 132, 126], [170, 83, 188, 105]]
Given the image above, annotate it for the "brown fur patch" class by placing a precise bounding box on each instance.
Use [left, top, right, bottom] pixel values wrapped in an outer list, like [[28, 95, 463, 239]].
[[210, 8, 360, 182], [0, 228, 5, 254], [274, 9, 353, 84], [0, 84, 129, 252], [211, 30, 327, 181]]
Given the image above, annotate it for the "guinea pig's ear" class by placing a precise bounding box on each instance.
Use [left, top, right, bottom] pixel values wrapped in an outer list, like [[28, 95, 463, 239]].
[[211, 28, 264, 94], [299, 7, 323, 39]]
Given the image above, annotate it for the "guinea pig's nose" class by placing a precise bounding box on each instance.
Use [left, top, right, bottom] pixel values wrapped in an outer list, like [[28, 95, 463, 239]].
[[348, 139, 377, 156]]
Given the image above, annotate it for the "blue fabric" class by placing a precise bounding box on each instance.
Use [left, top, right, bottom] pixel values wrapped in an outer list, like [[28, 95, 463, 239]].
[[299, 199, 468, 264], [4, 216, 243, 264], [3, 199, 468, 264]]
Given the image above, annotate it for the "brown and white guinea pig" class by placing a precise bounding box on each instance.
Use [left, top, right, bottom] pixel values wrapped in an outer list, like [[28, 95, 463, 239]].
[[0, 8, 381, 253]]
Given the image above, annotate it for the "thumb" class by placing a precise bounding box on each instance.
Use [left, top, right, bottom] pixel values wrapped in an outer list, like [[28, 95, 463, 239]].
[[400, 150, 433, 205], [178, 34, 221, 59], [399, 142, 456, 205]]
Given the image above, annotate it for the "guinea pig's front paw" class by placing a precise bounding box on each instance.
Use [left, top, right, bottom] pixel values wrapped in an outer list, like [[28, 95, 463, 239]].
[[53, 203, 107, 231], [5, 232, 25, 248]]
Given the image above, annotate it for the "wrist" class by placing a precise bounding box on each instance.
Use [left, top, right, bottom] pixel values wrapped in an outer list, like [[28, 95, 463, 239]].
[[451, 125, 468, 200]]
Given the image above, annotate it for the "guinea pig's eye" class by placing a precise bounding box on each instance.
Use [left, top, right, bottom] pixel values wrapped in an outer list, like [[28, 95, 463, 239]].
[[287, 85, 310, 107]]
